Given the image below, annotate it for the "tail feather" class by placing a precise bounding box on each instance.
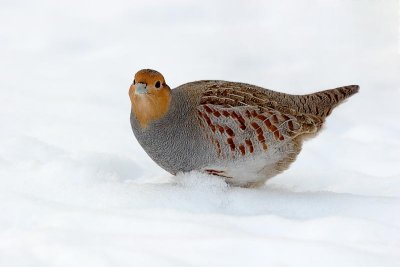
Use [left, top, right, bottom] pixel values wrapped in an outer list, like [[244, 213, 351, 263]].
[[301, 85, 359, 118]]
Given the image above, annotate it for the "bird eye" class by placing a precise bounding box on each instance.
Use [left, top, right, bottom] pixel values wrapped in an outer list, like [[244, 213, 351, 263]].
[[155, 81, 161, 88], [133, 79, 136, 85]]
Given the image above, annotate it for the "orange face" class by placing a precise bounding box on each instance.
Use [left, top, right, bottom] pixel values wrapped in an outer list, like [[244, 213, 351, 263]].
[[129, 69, 172, 128]]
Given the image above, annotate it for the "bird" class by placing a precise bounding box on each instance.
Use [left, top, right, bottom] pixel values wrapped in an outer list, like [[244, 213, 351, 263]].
[[129, 69, 359, 187]]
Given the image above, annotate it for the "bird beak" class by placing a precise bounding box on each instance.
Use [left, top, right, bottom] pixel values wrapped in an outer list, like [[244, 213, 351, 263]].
[[135, 83, 148, 95]]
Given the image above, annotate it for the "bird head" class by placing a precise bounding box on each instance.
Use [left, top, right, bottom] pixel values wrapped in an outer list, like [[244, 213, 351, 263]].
[[129, 69, 172, 128]]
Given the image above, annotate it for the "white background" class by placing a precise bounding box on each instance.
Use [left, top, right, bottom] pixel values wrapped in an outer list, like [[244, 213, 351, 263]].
[[0, 0, 399, 266]]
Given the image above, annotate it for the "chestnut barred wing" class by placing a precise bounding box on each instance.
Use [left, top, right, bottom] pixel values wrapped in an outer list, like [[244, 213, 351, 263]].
[[196, 82, 324, 158], [197, 103, 322, 158]]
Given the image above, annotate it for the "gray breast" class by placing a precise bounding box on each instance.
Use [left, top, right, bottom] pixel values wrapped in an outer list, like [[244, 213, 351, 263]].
[[130, 87, 213, 174]]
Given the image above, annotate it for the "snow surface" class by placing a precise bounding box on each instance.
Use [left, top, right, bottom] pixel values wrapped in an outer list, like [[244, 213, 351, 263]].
[[1, 0, 400, 266]]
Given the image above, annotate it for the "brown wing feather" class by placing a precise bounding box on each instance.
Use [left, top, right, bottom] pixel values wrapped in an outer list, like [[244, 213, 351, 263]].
[[197, 82, 323, 158], [199, 81, 358, 117]]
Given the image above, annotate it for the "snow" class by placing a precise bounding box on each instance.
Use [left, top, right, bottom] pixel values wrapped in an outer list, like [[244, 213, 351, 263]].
[[1, 0, 400, 266]]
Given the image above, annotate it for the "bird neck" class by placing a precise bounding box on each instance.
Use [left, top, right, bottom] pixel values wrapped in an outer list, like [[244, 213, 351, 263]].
[[131, 90, 171, 129]]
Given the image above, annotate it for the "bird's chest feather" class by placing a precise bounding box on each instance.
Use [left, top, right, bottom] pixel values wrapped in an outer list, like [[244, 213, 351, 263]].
[[130, 104, 213, 174]]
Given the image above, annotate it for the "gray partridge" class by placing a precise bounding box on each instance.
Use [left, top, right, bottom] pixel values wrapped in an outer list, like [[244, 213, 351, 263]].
[[129, 69, 359, 187]]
